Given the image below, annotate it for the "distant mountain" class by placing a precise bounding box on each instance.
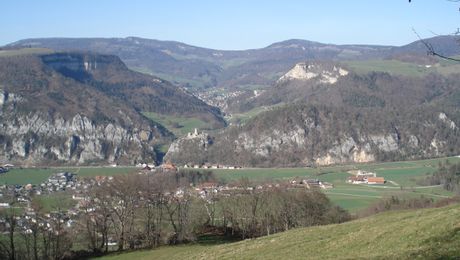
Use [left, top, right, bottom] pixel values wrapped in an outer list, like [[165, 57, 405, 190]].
[[8, 36, 460, 116], [391, 35, 460, 57], [9, 36, 459, 93], [0, 49, 225, 166]]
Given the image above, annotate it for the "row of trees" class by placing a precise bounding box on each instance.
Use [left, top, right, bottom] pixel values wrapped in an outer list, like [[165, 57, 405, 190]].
[[219, 185, 349, 239], [0, 171, 350, 259], [419, 161, 460, 193]]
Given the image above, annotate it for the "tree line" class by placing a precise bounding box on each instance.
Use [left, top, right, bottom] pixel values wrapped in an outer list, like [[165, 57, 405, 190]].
[[0, 171, 349, 259], [418, 161, 460, 193]]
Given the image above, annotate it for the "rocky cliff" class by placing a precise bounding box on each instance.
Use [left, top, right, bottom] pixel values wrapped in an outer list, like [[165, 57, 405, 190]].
[[0, 51, 204, 165], [277, 62, 349, 84], [0, 105, 159, 165], [165, 104, 460, 167]]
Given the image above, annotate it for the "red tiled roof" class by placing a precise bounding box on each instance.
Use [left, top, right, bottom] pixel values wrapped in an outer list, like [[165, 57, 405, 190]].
[[367, 177, 385, 183]]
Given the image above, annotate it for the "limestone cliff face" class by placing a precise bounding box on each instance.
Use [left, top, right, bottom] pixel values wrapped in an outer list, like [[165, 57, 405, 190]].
[[0, 53, 179, 166], [278, 62, 348, 84], [0, 90, 160, 165], [165, 105, 460, 167]]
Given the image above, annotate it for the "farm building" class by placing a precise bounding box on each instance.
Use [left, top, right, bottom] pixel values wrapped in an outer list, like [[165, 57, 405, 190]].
[[367, 177, 385, 185], [161, 162, 177, 171], [348, 173, 385, 185], [347, 176, 367, 184]]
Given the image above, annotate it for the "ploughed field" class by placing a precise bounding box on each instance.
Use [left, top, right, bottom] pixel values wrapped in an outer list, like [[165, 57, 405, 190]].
[[1, 156, 459, 212]]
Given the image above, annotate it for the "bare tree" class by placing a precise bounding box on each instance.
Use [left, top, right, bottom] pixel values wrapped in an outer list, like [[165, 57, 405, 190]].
[[410, 0, 460, 61]]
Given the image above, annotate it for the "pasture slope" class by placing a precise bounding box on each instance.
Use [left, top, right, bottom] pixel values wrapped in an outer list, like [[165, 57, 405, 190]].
[[97, 204, 460, 260]]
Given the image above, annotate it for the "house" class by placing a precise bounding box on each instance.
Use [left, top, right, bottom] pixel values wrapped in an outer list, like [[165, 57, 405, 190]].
[[161, 162, 177, 171], [367, 177, 385, 185], [320, 182, 334, 189], [0, 167, 8, 174], [347, 176, 367, 184], [198, 182, 218, 189], [141, 165, 152, 171]]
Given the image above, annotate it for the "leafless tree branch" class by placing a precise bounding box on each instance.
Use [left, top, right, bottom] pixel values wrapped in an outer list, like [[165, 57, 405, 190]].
[[412, 28, 460, 62]]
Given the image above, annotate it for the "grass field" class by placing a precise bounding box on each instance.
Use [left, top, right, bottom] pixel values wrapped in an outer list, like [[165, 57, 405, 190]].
[[97, 203, 460, 260], [345, 59, 432, 77], [344, 59, 460, 77], [210, 156, 460, 211], [0, 48, 54, 57], [2, 156, 458, 211], [228, 104, 285, 126], [142, 111, 212, 136], [0, 167, 137, 185], [34, 193, 75, 211]]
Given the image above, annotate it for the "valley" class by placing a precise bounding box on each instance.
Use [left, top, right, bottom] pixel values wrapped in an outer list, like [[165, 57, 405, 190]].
[[1, 34, 460, 260], [2, 156, 458, 212]]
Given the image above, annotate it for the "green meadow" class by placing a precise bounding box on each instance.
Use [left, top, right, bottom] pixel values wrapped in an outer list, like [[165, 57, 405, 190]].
[[97, 204, 460, 260], [142, 111, 212, 136], [0, 167, 137, 185], [210, 156, 460, 211], [1, 156, 458, 212], [344, 59, 460, 77]]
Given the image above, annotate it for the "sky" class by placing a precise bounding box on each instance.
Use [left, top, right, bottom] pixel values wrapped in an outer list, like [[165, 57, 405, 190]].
[[1, 0, 459, 50]]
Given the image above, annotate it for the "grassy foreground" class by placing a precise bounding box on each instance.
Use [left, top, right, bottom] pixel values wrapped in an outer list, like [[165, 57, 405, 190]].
[[97, 204, 460, 260]]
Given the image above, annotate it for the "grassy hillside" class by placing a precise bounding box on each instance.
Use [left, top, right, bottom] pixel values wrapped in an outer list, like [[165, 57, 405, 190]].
[[142, 111, 212, 136], [0, 47, 53, 57], [97, 204, 460, 259], [345, 59, 460, 77]]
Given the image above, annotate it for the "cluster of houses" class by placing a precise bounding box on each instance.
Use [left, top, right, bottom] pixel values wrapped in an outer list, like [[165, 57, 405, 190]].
[[347, 170, 385, 185], [0, 171, 107, 208], [137, 162, 178, 173], [192, 178, 335, 200], [183, 163, 242, 170], [40, 172, 77, 193], [0, 210, 75, 236], [0, 172, 115, 236], [137, 161, 243, 173]]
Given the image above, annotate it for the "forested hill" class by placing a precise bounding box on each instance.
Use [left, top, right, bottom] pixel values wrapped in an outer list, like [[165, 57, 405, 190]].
[[0, 49, 225, 165], [165, 69, 460, 167]]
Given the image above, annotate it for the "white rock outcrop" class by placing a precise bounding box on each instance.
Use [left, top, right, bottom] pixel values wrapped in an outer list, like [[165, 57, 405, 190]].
[[278, 62, 348, 84]]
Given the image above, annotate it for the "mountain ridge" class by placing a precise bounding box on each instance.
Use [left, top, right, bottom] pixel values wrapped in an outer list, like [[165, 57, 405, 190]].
[[8, 36, 459, 93]]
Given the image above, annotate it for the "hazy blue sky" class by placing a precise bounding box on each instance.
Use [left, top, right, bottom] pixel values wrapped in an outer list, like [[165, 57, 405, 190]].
[[1, 0, 458, 50]]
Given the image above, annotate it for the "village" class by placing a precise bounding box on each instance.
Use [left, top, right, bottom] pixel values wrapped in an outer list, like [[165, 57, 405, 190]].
[[0, 162, 338, 239]]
